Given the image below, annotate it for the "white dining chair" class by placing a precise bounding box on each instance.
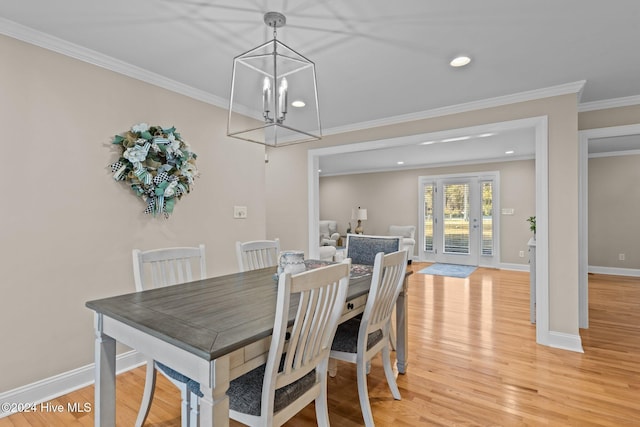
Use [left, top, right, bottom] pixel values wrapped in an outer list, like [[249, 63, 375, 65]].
[[329, 250, 407, 427], [227, 260, 351, 426], [236, 238, 280, 272], [132, 244, 206, 427]]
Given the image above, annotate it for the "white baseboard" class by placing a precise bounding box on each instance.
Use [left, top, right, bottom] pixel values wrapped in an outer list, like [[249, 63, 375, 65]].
[[498, 262, 529, 272], [588, 265, 640, 277], [0, 350, 145, 419], [545, 330, 584, 353]]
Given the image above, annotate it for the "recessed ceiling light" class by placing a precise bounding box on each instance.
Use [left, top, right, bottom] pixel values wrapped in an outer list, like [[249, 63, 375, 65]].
[[397, 161, 405, 165], [420, 141, 436, 145], [291, 100, 306, 108], [505, 150, 515, 155], [478, 133, 495, 138], [450, 56, 471, 67], [441, 136, 471, 142]]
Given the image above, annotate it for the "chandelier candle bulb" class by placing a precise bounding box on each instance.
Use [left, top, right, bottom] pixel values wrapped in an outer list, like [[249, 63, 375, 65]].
[[262, 76, 272, 119], [278, 77, 288, 120]]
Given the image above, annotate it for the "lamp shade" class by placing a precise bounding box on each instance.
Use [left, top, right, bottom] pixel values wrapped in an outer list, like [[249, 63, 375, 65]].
[[352, 207, 367, 221], [227, 16, 321, 147]]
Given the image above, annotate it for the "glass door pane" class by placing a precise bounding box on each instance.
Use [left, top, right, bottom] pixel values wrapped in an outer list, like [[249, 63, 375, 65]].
[[443, 183, 470, 254], [424, 184, 434, 252], [481, 181, 493, 256]]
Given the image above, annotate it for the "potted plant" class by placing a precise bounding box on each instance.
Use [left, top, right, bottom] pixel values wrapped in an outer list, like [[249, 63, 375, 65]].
[[526, 216, 536, 237]]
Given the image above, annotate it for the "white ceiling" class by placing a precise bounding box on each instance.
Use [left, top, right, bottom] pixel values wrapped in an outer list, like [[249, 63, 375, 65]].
[[2, 1, 640, 174]]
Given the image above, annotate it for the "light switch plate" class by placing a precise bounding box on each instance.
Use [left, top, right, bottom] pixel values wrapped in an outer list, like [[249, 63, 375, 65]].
[[234, 206, 247, 219]]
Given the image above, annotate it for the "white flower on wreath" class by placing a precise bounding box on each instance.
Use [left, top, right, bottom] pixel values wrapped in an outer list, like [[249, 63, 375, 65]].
[[163, 180, 178, 197], [132, 123, 149, 133], [181, 162, 198, 183], [123, 144, 149, 163], [166, 133, 183, 157]]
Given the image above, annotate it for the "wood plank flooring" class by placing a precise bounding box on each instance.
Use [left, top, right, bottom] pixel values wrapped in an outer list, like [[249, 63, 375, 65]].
[[1, 264, 639, 426]]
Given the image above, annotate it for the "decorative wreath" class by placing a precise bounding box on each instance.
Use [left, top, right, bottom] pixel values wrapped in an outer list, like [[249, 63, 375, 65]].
[[109, 123, 199, 217]]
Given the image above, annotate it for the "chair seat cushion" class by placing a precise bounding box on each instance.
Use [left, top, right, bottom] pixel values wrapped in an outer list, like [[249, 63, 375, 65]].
[[156, 362, 203, 397], [228, 362, 316, 416], [331, 317, 383, 353]]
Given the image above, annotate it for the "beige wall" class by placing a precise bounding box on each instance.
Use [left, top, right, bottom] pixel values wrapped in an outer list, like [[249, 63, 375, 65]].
[[267, 94, 580, 336], [319, 160, 535, 264], [0, 35, 267, 392], [588, 154, 640, 268], [579, 104, 640, 130]]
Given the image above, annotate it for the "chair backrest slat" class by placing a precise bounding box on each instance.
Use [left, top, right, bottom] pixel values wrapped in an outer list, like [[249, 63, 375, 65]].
[[236, 239, 280, 272], [132, 244, 206, 291]]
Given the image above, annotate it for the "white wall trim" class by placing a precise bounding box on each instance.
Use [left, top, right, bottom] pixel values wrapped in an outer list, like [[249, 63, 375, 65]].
[[0, 17, 228, 110], [579, 123, 640, 329], [588, 149, 640, 158], [546, 331, 585, 353], [498, 262, 529, 272], [0, 351, 145, 419], [322, 81, 585, 137], [578, 94, 640, 112], [588, 266, 640, 277]]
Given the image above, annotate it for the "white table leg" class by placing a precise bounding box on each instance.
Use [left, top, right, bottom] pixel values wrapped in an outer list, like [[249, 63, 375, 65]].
[[198, 355, 230, 426], [94, 313, 116, 427], [396, 277, 409, 374]]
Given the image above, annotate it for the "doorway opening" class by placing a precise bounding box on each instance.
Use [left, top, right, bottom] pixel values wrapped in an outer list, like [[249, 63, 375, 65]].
[[419, 172, 499, 267]]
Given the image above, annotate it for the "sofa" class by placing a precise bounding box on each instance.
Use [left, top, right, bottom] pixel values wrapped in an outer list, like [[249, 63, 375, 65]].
[[319, 220, 341, 247], [388, 225, 416, 264]]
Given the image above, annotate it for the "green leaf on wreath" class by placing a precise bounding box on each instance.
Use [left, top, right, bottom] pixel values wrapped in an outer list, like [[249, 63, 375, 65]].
[[165, 198, 175, 213]]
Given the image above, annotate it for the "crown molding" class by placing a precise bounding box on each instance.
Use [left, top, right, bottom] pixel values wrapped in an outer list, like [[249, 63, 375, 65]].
[[322, 81, 586, 137], [0, 17, 229, 110], [5, 17, 638, 131], [578, 94, 640, 112]]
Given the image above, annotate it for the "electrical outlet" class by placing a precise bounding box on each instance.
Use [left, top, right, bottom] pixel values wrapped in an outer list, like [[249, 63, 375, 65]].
[[234, 206, 247, 219], [618, 253, 625, 261], [519, 250, 525, 258]]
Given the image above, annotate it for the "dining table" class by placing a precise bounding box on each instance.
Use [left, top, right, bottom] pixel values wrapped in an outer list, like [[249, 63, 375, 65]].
[[86, 261, 411, 426]]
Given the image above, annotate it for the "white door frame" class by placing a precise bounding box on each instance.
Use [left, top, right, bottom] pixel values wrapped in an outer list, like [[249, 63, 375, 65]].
[[308, 116, 551, 347], [578, 123, 640, 329]]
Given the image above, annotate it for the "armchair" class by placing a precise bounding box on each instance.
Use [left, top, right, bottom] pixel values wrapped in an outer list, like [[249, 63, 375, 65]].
[[388, 225, 416, 264], [319, 220, 340, 246]]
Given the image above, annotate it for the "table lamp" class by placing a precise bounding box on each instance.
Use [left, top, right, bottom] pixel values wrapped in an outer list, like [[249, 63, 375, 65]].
[[352, 207, 368, 234]]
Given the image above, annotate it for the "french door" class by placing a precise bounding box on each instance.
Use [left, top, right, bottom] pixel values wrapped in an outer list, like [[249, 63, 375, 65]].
[[419, 173, 498, 266]]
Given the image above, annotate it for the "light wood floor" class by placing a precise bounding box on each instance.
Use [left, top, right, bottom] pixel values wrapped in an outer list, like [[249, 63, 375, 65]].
[[2, 264, 639, 426]]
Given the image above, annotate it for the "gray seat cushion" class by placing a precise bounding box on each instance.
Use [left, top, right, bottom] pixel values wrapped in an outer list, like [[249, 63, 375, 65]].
[[156, 362, 203, 397], [331, 317, 383, 353], [228, 360, 316, 416]]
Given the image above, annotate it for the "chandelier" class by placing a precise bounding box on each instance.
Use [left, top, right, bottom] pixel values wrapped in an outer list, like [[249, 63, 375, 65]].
[[227, 12, 321, 147]]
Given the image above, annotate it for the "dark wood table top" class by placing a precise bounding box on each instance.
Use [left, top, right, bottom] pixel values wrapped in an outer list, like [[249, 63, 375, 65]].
[[86, 265, 375, 362]]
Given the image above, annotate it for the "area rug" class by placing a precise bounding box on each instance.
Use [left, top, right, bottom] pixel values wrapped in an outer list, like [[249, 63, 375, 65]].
[[418, 263, 477, 278]]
